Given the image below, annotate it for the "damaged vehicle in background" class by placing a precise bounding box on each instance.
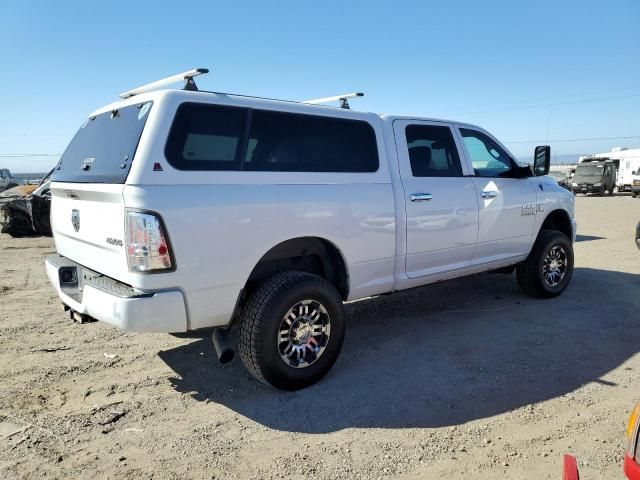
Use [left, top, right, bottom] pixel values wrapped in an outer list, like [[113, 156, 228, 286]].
[[0, 168, 26, 192], [549, 170, 572, 191], [0, 169, 53, 237]]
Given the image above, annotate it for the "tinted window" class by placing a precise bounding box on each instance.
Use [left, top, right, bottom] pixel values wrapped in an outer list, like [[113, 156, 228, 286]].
[[243, 110, 378, 172], [460, 128, 515, 178], [52, 102, 153, 183], [405, 125, 462, 177], [165, 104, 378, 173], [165, 103, 247, 170]]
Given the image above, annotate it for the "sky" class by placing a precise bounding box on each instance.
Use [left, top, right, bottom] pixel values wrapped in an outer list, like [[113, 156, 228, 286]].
[[1, 0, 639, 172]]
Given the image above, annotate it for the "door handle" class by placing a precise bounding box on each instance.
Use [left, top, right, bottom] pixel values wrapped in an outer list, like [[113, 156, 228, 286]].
[[410, 193, 432, 202], [481, 190, 499, 199]]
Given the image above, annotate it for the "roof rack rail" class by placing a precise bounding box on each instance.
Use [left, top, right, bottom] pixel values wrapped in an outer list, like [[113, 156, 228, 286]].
[[118, 68, 209, 99], [302, 92, 364, 109]]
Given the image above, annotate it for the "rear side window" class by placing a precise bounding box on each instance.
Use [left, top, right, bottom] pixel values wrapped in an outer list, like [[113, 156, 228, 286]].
[[164, 103, 247, 170], [405, 124, 462, 177], [165, 103, 379, 173], [243, 110, 378, 172], [52, 102, 153, 183]]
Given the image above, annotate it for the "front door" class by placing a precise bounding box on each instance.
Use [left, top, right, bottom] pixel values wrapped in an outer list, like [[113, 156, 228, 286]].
[[394, 120, 479, 278], [456, 126, 537, 264]]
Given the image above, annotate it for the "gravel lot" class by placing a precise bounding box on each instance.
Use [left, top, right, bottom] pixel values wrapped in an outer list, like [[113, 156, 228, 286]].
[[1, 195, 639, 479]]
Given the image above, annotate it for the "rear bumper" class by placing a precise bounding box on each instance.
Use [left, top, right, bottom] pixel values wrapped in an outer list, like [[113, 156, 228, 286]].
[[45, 254, 188, 333]]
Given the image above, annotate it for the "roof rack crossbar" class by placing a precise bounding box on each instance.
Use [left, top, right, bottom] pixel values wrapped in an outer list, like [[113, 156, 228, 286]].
[[302, 92, 364, 109], [118, 68, 209, 99]]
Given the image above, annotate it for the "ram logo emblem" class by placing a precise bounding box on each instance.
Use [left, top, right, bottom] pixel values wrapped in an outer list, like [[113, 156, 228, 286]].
[[71, 209, 80, 232]]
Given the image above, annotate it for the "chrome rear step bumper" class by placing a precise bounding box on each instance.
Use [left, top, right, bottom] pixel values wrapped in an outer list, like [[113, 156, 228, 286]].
[[45, 254, 188, 333]]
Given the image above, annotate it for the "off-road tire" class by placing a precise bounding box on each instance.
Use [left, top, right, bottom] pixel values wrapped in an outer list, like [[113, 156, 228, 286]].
[[238, 271, 345, 390], [516, 230, 574, 298]]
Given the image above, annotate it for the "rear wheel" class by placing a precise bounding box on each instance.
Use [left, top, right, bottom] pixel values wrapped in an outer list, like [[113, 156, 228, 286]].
[[516, 230, 574, 298], [238, 272, 345, 390], [633, 192, 638, 198]]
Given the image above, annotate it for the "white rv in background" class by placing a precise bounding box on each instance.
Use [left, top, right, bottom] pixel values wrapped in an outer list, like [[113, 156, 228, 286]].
[[580, 147, 640, 192]]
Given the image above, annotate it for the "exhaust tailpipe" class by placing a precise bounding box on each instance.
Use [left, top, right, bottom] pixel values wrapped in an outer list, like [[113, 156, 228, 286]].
[[211, 328, 234, 364], [69, 309, 95, 324]]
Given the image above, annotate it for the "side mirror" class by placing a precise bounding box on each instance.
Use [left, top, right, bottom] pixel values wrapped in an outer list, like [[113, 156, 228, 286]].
[[533, 145, 551, 176]]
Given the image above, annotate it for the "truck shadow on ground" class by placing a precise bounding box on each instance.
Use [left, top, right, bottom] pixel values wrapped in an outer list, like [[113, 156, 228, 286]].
[[575, 234, 606, 242], [158, 267, 640, 433]]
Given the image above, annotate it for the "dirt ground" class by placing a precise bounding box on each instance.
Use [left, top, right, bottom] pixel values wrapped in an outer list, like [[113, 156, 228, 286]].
[[1, 195, 639, 479]]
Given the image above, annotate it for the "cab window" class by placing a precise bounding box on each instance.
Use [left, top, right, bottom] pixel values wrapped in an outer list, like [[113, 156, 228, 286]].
[[460, 128, 516, 178], [405, 124, 462, 177]]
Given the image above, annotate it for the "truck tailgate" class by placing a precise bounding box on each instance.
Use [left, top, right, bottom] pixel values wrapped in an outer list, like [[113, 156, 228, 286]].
[[50, 182, 129, 282]]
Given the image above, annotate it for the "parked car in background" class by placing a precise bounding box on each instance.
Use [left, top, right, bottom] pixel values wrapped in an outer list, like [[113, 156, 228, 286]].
[[617, 158, 640, 193], [0, 168, 26, 192], [44, 69, 576, 390], [571, 161, 616, 196], [563, 401, 640, 479], [625, 401, 640, 478], [549, 170, 572, 191], [0, 169, 52, 237], [631, 169, 640, 198]]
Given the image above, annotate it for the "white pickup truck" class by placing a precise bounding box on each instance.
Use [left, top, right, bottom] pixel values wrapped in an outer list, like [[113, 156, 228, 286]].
[[45, 70, 576, 390]]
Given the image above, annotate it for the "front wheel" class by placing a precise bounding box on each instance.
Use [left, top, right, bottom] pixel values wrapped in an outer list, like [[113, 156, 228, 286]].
[[516, 230, 574, 298], [238, 272, 345, 390]]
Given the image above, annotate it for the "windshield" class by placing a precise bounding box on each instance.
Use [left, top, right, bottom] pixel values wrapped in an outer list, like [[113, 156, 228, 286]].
[[52, 101, 152, 183], [575, 164, 604, 177]]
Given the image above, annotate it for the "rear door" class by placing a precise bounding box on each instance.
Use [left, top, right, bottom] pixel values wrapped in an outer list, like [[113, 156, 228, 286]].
[[393, 120, 479, 278], [455, 126, 537, 264], [50, 101, 153, 281]]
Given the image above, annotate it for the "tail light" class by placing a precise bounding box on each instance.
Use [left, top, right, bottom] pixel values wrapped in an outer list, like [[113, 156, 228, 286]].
[[125, 210, 174, 272]]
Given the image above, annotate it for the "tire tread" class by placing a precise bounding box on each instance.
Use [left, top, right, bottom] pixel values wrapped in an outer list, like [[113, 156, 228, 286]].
[[516, 229, 572, 298], [238, 271, 342, 388]]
